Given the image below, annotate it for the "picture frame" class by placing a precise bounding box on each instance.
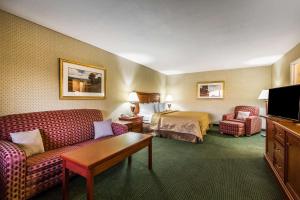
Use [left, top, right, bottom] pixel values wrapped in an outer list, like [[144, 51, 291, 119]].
[[197, 81, 224, 99], [59, 58, 106, 100]]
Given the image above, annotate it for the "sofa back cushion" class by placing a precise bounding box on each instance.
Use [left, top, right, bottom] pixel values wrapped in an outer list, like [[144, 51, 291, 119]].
[[0, 109, 103, 151]]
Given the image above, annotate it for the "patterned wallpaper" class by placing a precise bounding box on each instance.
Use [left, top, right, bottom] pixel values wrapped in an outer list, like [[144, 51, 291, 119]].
[[0, 10, 166, 118]]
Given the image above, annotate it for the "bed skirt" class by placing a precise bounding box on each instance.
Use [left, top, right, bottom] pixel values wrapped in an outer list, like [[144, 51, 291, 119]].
[[155, 130, 200, 143]]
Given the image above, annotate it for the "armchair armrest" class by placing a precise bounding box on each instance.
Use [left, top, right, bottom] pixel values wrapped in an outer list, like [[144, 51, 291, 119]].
[[111, 122, 128, 135], [222, 113, 235, 121], [0, 140, 27, 200], [245, 116, 262, 135]]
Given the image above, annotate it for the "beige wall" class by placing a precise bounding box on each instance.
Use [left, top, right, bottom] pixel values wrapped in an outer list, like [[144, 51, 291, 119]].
[[0, 10, 166, 118], [272, 43, 300, 87], [167, 66, 271, 121]]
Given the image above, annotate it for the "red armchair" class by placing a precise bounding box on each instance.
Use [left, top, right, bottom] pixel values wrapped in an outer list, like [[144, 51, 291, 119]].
[[219, 106, 262, 137]]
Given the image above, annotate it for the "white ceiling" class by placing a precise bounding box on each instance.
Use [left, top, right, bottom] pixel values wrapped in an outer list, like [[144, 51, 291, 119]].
[[1, 0, 300, 75]]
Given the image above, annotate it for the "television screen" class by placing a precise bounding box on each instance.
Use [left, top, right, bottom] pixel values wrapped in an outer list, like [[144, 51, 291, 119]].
[[268, 85, 300, 121]]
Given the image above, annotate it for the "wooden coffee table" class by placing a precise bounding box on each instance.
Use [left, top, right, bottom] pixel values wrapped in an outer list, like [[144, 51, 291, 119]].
[[61, 132, 153, 200]]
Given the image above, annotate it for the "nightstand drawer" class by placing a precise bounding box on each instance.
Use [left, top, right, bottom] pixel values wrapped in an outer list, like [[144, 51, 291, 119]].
[[132, 123, 143, 133]]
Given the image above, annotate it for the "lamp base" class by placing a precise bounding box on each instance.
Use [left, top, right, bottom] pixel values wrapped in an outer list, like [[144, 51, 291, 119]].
[[167, 104, 171, 110], [130, 104, 136, 116]]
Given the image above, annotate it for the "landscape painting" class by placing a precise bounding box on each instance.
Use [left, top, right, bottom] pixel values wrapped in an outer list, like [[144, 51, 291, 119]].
[[197, 81, 224, 99], [60, 59, 106, 99]]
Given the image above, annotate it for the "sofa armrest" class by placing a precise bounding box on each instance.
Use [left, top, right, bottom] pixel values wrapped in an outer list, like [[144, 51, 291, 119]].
[[111, 122, 128, 135], [222, 113, 235, 120], [0, 140, 27, 200], [245, 116, 262, 135]]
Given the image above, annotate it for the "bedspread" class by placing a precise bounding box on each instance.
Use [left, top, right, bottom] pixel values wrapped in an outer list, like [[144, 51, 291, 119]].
[[150, 111, 210, 141]]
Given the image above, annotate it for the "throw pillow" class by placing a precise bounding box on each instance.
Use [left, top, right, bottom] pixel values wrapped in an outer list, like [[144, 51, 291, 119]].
[[236, 111, 251, 120], [10, 129, 45, 157], [94, 119, 114, 139]]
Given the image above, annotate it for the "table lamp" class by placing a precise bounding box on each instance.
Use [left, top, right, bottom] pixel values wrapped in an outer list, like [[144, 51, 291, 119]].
[[128, 91, 139, 116], [165, 95, 173, 110]]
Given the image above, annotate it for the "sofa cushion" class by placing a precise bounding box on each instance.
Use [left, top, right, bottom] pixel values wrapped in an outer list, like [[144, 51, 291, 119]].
[[26, 145, 80, 186], [74, 135, 113, 147], [10, 129, 45, 157]]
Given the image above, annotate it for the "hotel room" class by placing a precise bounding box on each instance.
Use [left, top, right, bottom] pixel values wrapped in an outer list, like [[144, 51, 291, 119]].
[[0, 0, 300, 200]]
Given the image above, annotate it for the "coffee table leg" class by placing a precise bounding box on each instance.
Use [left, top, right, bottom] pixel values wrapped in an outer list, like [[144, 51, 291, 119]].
[[62, 160, 69, 200], [86, 171, 94, 200], [128, 155, 132, 165], [148, 140, 152, 170]]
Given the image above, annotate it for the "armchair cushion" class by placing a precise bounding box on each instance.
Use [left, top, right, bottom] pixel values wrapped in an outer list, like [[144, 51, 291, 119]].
[[0, 140, 27, 200]]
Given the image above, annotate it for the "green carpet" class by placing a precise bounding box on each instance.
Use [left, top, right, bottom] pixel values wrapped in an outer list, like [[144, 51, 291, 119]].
[[33, 127, 283, 200]]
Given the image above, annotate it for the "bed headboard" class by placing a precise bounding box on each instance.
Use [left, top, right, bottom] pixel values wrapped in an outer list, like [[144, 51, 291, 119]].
[[136, 92, 160, 103], [135, 92, 160, 114]]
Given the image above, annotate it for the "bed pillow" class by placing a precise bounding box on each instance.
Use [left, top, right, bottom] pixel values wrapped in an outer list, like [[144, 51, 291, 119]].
[[10, 129, 45, 157], [236, 111, 250, 120], [139, 103, 155, 114], [153, 102, 160, 113], [158, 103, 166, 112], [94, 119, 114, 139]]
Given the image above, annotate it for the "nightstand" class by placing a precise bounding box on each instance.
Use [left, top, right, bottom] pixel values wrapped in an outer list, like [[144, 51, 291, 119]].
[[116, 116, 143, 133]]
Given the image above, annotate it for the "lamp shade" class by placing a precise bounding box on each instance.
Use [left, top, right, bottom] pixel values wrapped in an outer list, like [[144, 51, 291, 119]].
[[258, 90, 269, 100], [128, 92, 139, 102], [165, 94, 173, 102]]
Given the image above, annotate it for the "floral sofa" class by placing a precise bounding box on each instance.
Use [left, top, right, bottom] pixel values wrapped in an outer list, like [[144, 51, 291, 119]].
[[0, 109, 128, 200]]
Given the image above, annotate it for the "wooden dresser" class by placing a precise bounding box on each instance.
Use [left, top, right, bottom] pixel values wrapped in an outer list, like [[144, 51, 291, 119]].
[[265, 116, 300, 200]]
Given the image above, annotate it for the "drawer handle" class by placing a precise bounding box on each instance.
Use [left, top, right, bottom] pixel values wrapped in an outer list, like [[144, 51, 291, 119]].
[[276, 149, 281, 152], [287, 143, 292, 147]]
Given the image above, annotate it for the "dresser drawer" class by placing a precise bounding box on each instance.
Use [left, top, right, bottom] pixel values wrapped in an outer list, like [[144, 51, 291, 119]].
[[274, 125, 285, 145], [274, 141, 285, 179]]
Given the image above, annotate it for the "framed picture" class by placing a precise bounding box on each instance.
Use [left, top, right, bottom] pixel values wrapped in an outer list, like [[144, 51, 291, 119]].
[[197, 81, 224, 99], [59, 58, 106, 99]]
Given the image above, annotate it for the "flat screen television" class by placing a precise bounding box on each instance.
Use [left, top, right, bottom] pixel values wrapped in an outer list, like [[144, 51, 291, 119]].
[[268, 84, 300, 121]]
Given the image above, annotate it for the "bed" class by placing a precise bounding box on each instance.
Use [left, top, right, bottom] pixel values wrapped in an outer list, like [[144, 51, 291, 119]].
[[136, 92, 210, 143]]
